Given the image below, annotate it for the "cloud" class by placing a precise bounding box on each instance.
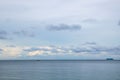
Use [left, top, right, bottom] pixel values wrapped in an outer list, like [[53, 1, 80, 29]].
[[24, 46, 52, 52], [82, 42, 97, 45], [0, 48, 3, 53], [0, 30, 7, 35], [13, 30, 35, 37], [0, 49, 3, 51], [6, 45, 16, 47], [0, 47, 23, 58], [28, 50, 45, 56], [0, 43, 120, 58], [0, 36, 8, 39], [0, 30, 8, 39], [23, 44, 120, 57], [118, 20, 120, 26], [0, 49, 3, 55], [0, 29, 36, 40], [47, 24, 81, 31], [24, 47, 42, 52], [82, 18, 98, 23], [24, 46, 69, 56]]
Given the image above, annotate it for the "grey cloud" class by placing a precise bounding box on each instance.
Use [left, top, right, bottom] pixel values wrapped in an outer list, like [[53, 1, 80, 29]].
[[83, 42, 97, 45], [6, 45, 16, 47], [74, 46, 120, 55], [105, 47, 120, 55], [0, 48, 3, 54], [0, 30, 7, 35], [0, 30, 8, 40], [13, 30, 35, 37], [24, 47, 41, 52], [47, 24, 81, 31], [72, 48, 93, 53], [0, 48, 3, 51], [82, 19, 98, 23], [0, 36, 8, 39], [0, 29, 35, 40], [118, 20, 120, 26]]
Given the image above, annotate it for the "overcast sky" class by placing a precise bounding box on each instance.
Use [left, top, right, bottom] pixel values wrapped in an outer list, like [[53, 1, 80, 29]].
[[0, 0, 120, 60]]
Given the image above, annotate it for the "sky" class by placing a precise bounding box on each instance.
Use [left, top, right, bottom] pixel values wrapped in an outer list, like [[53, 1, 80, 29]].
[[0, 0, 120, 60]]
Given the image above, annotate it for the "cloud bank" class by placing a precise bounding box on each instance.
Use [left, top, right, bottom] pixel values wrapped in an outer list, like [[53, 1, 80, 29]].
[[22, 43, 120, 57], [0, 43, 120, 59]]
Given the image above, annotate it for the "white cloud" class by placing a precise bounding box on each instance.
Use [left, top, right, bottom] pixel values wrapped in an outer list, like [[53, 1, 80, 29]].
[[28, 50, 44, 56], [0, 47, 23, 58]]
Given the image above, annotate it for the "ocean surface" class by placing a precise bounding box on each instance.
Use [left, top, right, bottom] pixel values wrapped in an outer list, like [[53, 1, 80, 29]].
[[0, 60, 120, 80]]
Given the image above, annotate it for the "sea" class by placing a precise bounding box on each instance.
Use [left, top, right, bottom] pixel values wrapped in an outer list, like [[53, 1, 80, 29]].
[[0, 60, 120, 80]]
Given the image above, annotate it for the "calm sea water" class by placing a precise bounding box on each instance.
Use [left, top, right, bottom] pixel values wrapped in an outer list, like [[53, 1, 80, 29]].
[[0, 60, 120, 80]]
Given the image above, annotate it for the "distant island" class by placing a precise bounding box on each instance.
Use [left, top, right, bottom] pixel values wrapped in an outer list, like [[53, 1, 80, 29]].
[[106, 58, 114, 60]]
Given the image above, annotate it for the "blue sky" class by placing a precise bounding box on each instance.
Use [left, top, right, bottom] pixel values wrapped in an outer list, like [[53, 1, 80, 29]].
[[0, 0, 120, 60]]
